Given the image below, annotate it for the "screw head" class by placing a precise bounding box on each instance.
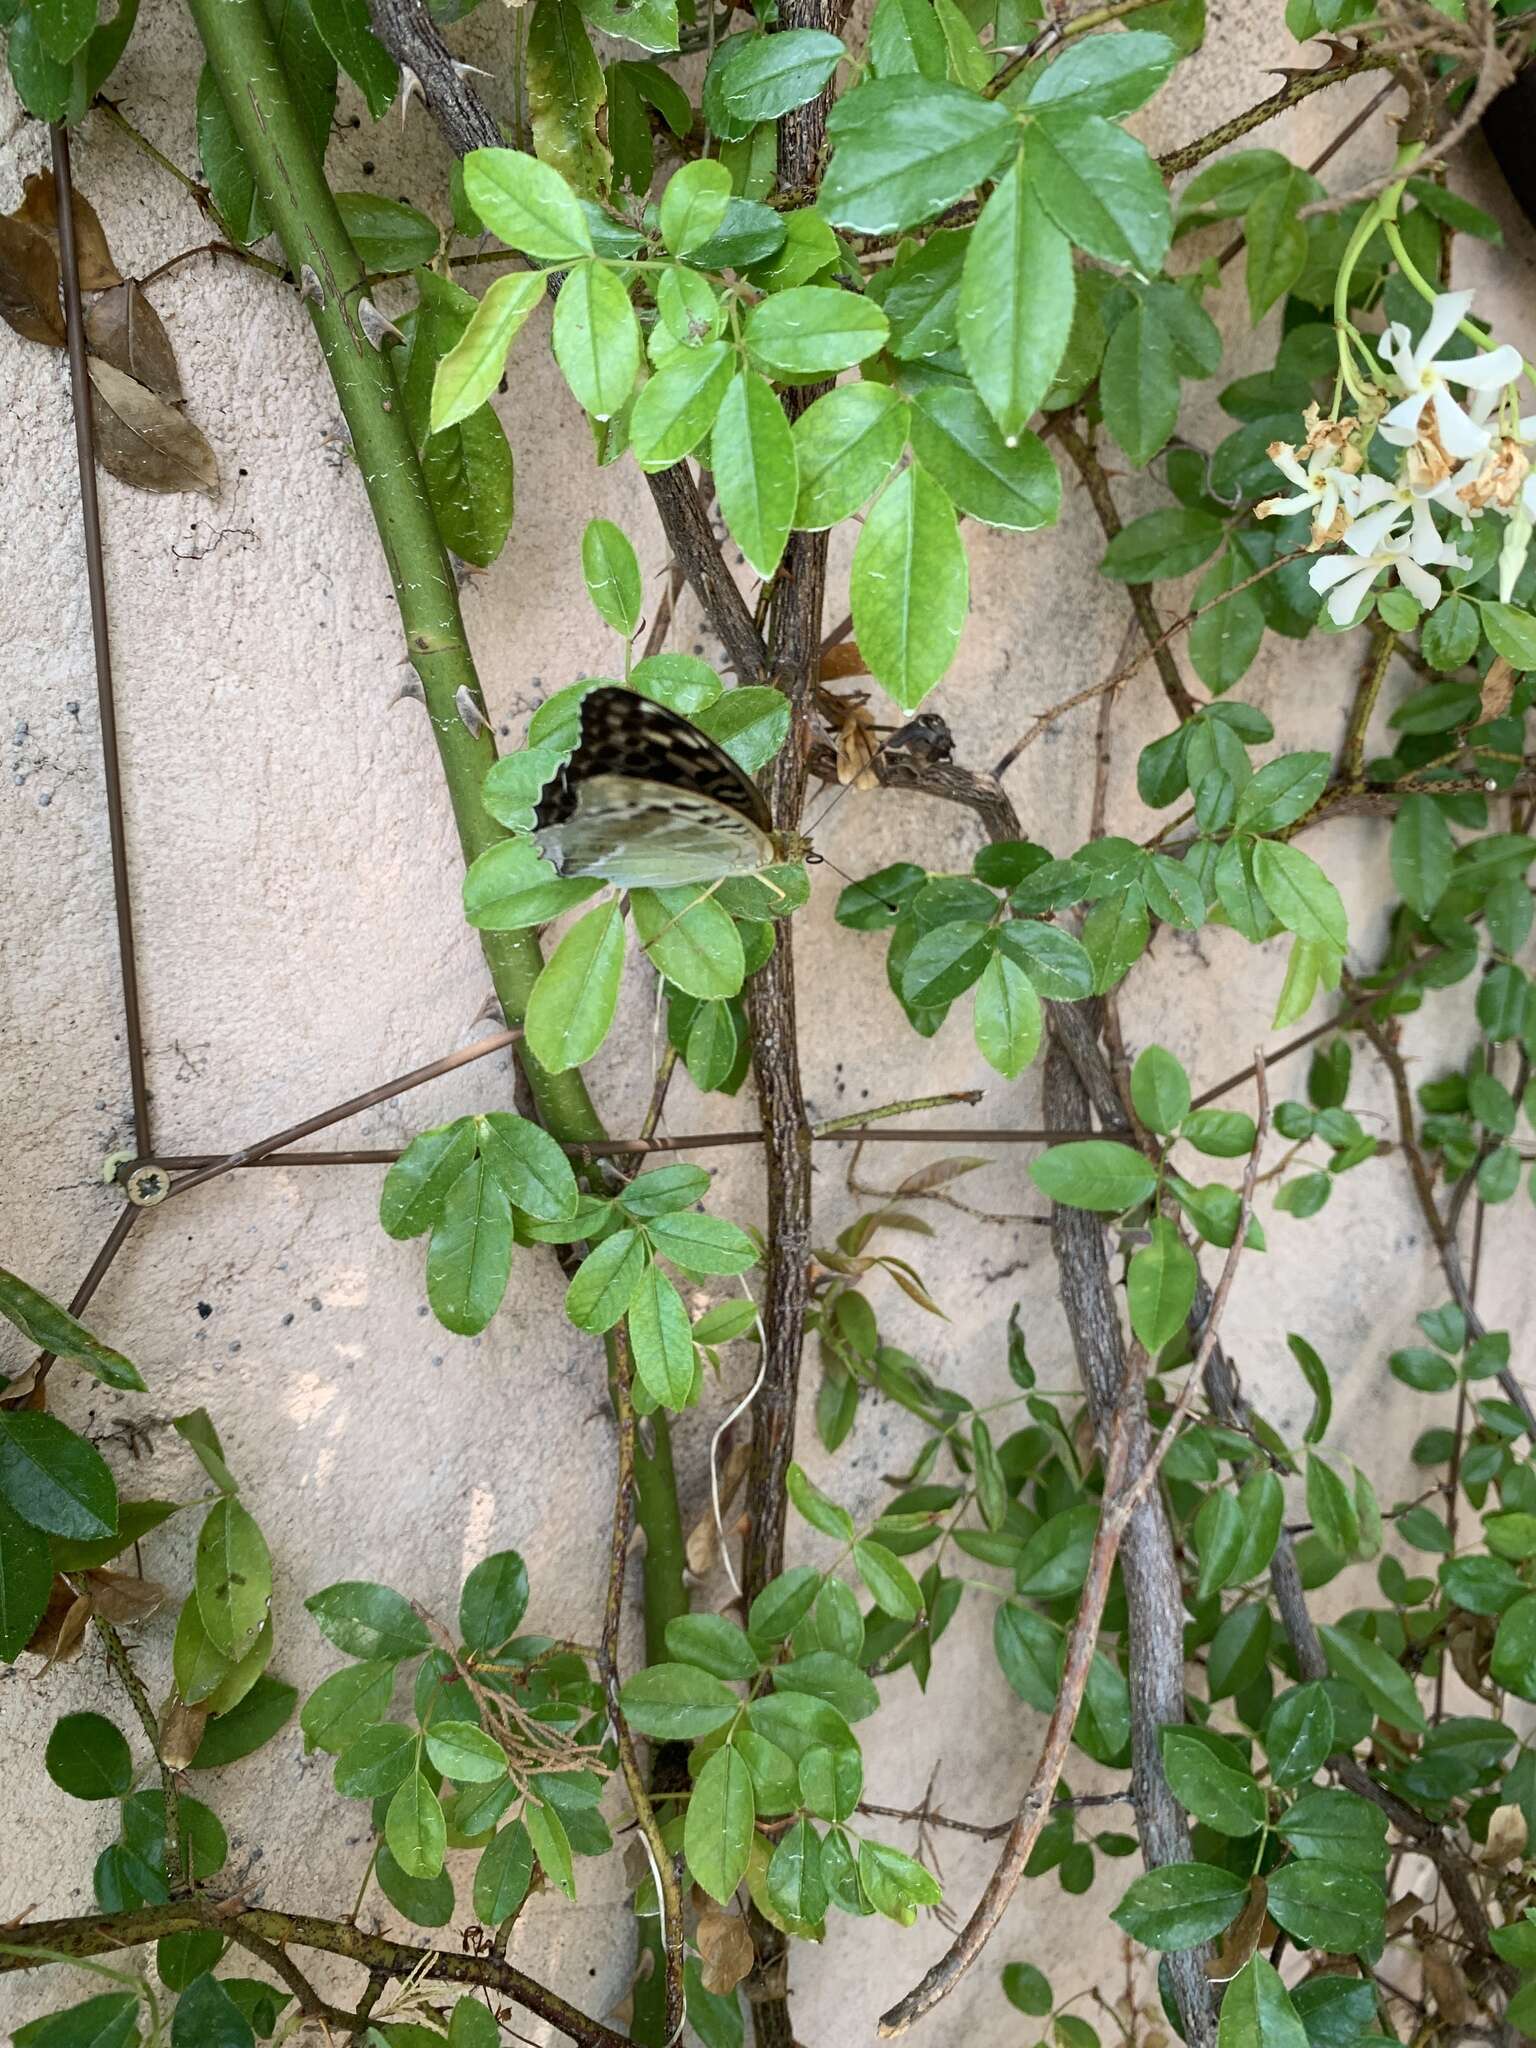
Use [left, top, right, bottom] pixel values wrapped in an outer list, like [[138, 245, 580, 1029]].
[[124, 1163, 169, 1207]]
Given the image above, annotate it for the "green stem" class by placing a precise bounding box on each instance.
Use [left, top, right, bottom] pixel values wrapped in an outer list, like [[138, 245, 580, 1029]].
[[183, 0, 597, 1139]]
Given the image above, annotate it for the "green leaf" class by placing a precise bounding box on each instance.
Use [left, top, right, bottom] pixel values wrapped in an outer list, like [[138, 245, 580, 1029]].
[[973, 947, 1044, 1080], [462, 842, 601, 931], [527, 0, 609, 196], [552, 260, 639, 421], [1287, 1333, 1332, 1444], [620, 1660, 739, 1738], [853, 1538, 923, 1618], [1275, 1787, 1387, 1870], [426, 1720, 508, 1783], [1491, 1593, 1536, 1699], [379, 1118, 478, 1240], [1127, 1220, 1197, 1353], [850, 465, 968, 711], [770, 1816, 830, 1922], [190, 1674, 297, 1770], [429, 270, 545, 435], [1390, 795, 1455, 918], [427, 1158, 515, 1337], [1099, 297, 1177, 467], [525, 899, 626, 1072], [994, 1603, 1062, 1709], [462, 147, 594, 261], [820, 76, 1018, 234], [868, 0, 946, 78], [457, 1550, 529, 1658], [0, 1410, 116, 1540], [0, 1268, 145, 1391], [959, 159, 1074, 444], [1193, 1490, 1245, 1602], [1318, 1622, 1426, 1732], [1111, 1861, 1248, 1949], [1101, 506, 1223, 582], [1245, 164, 1321, 321], [630, 340, 735, 469], [900, 919, 993, 1008], [171, 1975, 254, 2048], [627, 1263, 695, 1408], [1015, 1501, 1098, 1600], [1480, 600, 1536, 669], [311, 0, 397, 118], [305, 1581, 430, 1662], [523, 1795, 576, 1899], [791, 382, 909, 530], [565, 1228, 648, 1333], [1160, 1727, 1266, 1835], [858, 1837, 941, 1924], [660, 158, 733, 255], [631, 887, 746, 998], [1130, 1045, 1190, 1133], [1015, 30, 1178, 115], [1024, 116, 1170, 272], [14, 2000, 139, 2048], [621, 1165, 714, 1218], [1263, 1682, 1334, 1786], [45, 1711, 133, 1800], [1252, 840, 1347, 950], [1264, 1861, 1383, 1953], [787, 1463, 855, 1543], [475, 1114, 578, 1225], [667, 1613, 760, 1680], [1305, 1450, 1358, 1560], [1217, 1956, 1307, 2048], [1002, 1962, 1054, 2016], [711, 370, 797, 579], [686, 1743, 756, 1902], [1030, 1139, 1156, 1213], [693, 686, 791, 773], [301, 1661, 397, 1754], [580, 518, 642, 636], [387, 1770, 448, 1880], [333, 1722, 416, 1797], [0, 1499, 52, 1661], [646, 1209, 757, 1278], [1231, 753, 1330, 835], [336, 192, 437, 272], [908, 386, 1061, 532], [703, 27, 844, 133], [994, 920, 1095, 1000], [744, 286, 889, 380], [195, 1496, 272, 1658], [474, 1820, 534, 1923]]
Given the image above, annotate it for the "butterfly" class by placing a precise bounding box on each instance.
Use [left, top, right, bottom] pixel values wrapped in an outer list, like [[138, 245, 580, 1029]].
[[533, 685, 811, 891]]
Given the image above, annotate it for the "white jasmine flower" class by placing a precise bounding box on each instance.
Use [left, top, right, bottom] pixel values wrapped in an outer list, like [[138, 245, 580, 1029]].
[[1378, 289, 1523, 461], [1309, 498, 1469, 624], [1257, 407, 1371, 549]]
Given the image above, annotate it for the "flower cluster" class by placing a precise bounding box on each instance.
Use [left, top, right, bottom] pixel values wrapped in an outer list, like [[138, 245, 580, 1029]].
[[1258, 289, 1533, 627]]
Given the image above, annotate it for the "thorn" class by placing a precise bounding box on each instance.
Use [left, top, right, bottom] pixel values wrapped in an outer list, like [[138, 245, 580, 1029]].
[[298, 263, 324, 306], [358, 298, 405, 350], [400, 64, 422, 125], [452, 59, 494, 80], [391, 678, 426, 707], [456, 685, 490, 736]]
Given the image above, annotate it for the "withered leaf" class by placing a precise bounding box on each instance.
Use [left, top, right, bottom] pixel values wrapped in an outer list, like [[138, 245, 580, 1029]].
[[820, 643, 870, 681], [12, 170, 123, 291], [877, 1256, 947, 1317], [1420, 1937, 1472, 2023], [686, 1441, 749, 1576], [697, 1906, 754, 1995], [1205, 1877, 1268, 1982], [0, 214, 64, 347], [1482, 1801, 1528, 1868], [159, 1696, 211, 1770], [895, 1157, 990, 1199], [1481, 655, 1516, 723], [87, 355, 219, 497], [85, 282, 181, 401], [26, 1582, 91, 1666], [86, 1566, 168, 1624], [835, 703, 881, 791]]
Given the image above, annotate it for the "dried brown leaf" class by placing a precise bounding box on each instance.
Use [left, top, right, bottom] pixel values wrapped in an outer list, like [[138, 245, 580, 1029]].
[[85, 282, 182, 401], [1384, 1891, 1424, 1938], [86, 1566, 168, 1624], [1481, 655, 1516, 723], [1482, 1801, 1528, 1868], [87, 356, 219, 497], [862, 1210, 935, 1237], [835, 703, 881, 791], [0, 214, 64, 347], [697, 1907, 754, 1995], [27, 1584, 91, 1665], [686, 1441, 750, 1576], [13, 170, 123, 290], [1420, 1937, 1472, 2023], [895, 1157, 990, 1198], [819, 643, 869, 681], [1206, 1878, 1268, 1982], [159, 1696, 210, 1770], [876, 1256, 946, 1316]]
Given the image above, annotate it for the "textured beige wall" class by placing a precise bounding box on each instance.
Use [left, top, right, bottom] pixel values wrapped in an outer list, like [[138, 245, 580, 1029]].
[[3, 4, 1534, 2041]]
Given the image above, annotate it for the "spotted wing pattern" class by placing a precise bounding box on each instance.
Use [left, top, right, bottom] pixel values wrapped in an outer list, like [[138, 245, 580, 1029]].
[[534, 685, 772, 834]]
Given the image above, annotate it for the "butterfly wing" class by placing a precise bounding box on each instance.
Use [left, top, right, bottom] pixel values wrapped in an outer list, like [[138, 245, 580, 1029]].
[[535, 686, 772, 835], [536, 774, 774, 888]]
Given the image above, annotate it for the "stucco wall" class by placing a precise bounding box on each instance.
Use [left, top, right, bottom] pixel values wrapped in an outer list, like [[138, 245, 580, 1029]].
[[3, 4, 1535, 2041]]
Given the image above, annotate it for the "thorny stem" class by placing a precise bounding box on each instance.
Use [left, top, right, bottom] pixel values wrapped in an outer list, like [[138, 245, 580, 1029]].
[[1156, 48, 1393, 177], [1342, 622, 1398, 784], [91, 1614, 183, 1894]]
